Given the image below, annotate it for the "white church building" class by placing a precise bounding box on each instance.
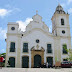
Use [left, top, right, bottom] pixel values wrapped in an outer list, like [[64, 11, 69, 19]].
[[5, 4, 71, 68]]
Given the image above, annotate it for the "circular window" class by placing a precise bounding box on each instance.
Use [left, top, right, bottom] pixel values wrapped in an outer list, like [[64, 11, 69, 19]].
[[11, 27, 15, 30], [36, 39, 39, 43], [62, 30, 65, 34]]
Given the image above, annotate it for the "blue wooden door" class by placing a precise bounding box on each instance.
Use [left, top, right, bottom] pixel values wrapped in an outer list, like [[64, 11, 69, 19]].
[[9, 57, 15, 67], [22, 56, 29, 68], [34, 55, 41, 67], [47, 57, 53, 65]]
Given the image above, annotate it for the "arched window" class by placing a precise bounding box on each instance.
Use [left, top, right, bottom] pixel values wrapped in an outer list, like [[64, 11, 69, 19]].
[[62, 44, 68, 54], [61, 19, 64, 25]]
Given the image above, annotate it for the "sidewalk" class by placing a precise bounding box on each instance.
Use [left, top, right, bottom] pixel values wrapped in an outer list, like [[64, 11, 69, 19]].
[[0, 68, 72, 72]]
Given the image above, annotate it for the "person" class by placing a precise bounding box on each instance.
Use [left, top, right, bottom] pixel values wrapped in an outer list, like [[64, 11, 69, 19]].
[[43, 63, 46, 68], [46, 62, 48, 68], [0, 55, 3, 69]]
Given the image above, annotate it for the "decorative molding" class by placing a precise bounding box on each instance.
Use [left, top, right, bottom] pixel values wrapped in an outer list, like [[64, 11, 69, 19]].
[[31, 46, 35, 51], [41, 47, 45, 51]]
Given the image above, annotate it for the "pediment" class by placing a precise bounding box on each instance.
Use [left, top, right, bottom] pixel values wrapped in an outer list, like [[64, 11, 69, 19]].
[[21, 14, 53, 37], [23, 28, 53, 37], [26, 14, 49, 33]]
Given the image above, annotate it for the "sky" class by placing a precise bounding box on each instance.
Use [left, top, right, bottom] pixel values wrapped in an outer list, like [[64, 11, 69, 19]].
[[0, 0, 72, 53]]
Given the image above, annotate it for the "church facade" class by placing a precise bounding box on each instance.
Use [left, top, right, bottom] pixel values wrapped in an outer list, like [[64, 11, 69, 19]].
[[5, 4, 71, 68]]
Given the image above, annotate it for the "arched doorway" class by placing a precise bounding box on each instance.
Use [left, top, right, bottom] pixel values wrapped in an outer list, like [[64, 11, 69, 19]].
[[22, 56, 29, 68], [34, 54, 41, 67], [9, 57, 15, 67], [47, 57, 53, 65]]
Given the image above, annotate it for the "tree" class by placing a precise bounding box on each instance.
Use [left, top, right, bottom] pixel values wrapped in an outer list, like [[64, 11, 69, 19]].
[[63, 44, 72, 61], [67, 49, 72, 61], [0, 53, 6, 58]]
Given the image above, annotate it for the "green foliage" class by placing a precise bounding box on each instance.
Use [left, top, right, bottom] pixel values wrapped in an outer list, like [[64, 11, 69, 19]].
[[64, 49, 72, 61], [63, 44, 72, 61], [1, 53, 6, 55], [0, 53, 6, 57], [67, 49, 72, 61], [63, 44, 68, 52]]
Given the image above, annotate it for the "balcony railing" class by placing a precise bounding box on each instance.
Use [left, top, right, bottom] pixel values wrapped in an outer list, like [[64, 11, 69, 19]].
[[10, 48, 15, 52]]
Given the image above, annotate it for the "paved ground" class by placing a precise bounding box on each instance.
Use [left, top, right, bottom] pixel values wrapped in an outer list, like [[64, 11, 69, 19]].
[[0, 68, 72, 72]]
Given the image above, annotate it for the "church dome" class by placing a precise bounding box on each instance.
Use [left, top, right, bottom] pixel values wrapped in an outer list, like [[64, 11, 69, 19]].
[[54, 4, 66, 14]]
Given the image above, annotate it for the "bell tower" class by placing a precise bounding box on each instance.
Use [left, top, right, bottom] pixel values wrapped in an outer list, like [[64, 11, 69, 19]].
[[7, 22, 19, 34], [51, 4, 70, 37]]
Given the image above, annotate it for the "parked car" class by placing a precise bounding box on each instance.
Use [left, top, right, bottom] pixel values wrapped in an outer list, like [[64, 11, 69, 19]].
[[61, 61, 71, 68], [69, 62, 72, 67]]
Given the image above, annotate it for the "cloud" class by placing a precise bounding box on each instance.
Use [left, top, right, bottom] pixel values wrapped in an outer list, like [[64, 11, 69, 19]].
[[0, 49, 5, 53], [0, 9, 12, 18], [49, 25, 52, 33], [68, 0, 72, 4], [60, 0, 72, 8], [0, 6, 20, 18], [0, 27, 7, 40], [68, 8, 72, 13], [17, 18, 33, 31], [13, 8, 21, 12], [5, 4, 20, 11]]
